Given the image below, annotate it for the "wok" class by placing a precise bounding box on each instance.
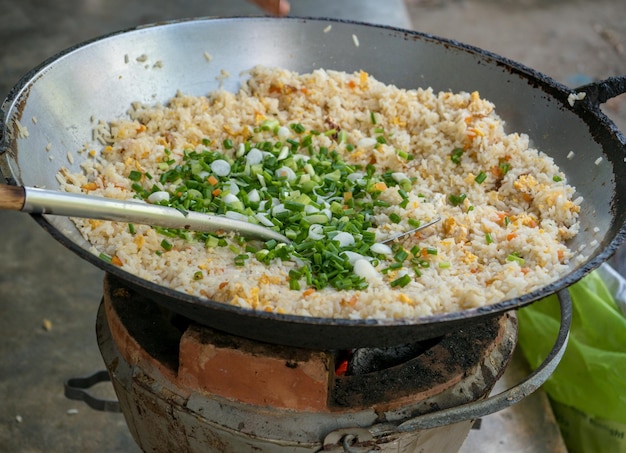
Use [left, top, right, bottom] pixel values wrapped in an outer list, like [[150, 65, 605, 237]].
[[2, 17, 626, 349]]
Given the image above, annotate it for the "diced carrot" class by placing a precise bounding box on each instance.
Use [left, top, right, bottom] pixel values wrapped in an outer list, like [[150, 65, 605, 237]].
[[212, 188, 221, 197], [347, 80, 356, 89], [269, 83, 282, 94], [111, 255, 123, 267], [207, 175, 219, 186], [557, 250, 564, 262], [81, 182, 98, 191], [495, 212, 509, 226], [302, 288, 315, 297], [524, 218, 537, 228], [136, 124, 146, 133], [521, 267, 530, 275], [506, 233, 517, 241], [219, 281, 229, 290]]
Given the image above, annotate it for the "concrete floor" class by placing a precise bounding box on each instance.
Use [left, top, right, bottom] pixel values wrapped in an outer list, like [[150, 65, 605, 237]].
[[1, 0, 625, 452]]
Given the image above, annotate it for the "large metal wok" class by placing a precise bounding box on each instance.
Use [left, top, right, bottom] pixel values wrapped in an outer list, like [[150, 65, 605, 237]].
[[2, 17, 626, 351]]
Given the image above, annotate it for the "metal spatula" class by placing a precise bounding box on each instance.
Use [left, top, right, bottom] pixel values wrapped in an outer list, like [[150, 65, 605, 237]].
[[0, 184, 291, 243]]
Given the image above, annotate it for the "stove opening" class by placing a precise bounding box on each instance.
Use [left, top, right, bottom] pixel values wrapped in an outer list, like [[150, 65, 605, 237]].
[[335, 339, 442, 376]]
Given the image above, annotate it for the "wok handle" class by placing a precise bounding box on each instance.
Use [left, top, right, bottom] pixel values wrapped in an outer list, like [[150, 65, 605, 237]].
[[398, 289, 571, 430], [575, 75, 626, 106], [322, 289, 572, 448], [64, 370, 121, 413]]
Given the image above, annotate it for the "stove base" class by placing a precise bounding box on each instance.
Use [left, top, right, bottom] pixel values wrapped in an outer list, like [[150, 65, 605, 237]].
[[97, 275, 517, 453]]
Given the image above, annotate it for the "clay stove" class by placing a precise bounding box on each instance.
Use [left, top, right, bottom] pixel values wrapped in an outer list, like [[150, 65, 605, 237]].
[[96, 273, 517, 452]]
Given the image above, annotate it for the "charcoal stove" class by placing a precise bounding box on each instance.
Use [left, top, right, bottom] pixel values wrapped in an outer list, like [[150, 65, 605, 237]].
[[81, 273, 568, 453]]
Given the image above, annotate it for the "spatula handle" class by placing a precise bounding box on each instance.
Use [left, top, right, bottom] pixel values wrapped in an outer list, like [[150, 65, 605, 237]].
[[0, 184, 26, 210]]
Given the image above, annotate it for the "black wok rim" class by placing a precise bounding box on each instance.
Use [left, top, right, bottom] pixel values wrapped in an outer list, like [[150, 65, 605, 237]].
[[3, 16, 626, 336]]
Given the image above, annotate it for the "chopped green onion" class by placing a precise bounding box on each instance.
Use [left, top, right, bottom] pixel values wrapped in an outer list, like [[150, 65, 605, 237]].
[[193, 271, 203, 280], [394, 249, 409, 262], [485, 233, 494, 244], [205, 235, 220, 248], [289, 278, 301, 290], [475, 171, 487, 184], [129, 170, 142, 181], [396, 149, 414, 161], [389, 213, 402, 224], [128, 223, 136, 235], [553, 175, 563, 182], [450, 148, 464, 164], [438, 261, 451, 269], [507, 253, 525, 265], [390, 274, 412, 288], [161, 239, 173, 251], [449, 193, 467, 207], [408, 219, 421, 228], [234, 254, 249, 266], [99, 252, 113, 263]]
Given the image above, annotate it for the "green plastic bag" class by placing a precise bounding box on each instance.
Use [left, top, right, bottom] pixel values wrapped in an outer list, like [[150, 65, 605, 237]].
[[517, 267, 626, 453]]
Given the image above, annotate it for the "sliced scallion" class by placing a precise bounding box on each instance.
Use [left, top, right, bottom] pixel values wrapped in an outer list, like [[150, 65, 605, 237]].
[[390, 274, 411, 288], [450, 148, 464, 164]]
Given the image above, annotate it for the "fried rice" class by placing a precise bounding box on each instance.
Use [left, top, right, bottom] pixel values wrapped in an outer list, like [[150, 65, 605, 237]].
[[58, 66, 581, 319]]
